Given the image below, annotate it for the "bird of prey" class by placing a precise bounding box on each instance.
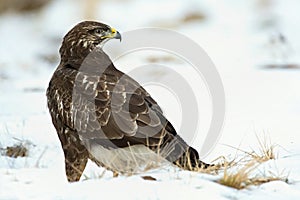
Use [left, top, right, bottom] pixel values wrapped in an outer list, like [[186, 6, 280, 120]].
[[47, 21, 209, 182]]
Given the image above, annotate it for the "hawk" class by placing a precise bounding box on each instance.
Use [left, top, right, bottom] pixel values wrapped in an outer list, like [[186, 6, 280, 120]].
[[47, 21, 209, 182]]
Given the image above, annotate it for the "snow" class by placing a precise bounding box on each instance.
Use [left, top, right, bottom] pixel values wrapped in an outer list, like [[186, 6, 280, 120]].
[[1, 0, 300, 199]]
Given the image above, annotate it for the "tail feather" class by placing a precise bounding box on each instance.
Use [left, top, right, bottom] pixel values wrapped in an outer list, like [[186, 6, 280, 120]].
[[159, 134, 211, 170]]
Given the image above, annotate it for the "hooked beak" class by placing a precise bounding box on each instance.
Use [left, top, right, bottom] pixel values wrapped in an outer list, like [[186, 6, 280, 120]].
[[102, 27, 122, 42]]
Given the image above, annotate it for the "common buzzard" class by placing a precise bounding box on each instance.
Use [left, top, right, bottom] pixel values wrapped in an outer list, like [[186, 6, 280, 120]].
[[47, 21, 209, 182]]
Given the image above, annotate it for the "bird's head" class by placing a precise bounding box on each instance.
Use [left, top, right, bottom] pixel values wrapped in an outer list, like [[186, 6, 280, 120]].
[[59, 21, 121, 63]]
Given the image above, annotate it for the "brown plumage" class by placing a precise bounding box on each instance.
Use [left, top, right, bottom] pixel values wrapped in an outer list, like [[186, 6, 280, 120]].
[[47, 21, 209, 182]]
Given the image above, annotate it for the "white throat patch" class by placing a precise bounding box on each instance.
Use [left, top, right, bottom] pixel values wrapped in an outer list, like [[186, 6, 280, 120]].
[[96, 38, 111, 49]]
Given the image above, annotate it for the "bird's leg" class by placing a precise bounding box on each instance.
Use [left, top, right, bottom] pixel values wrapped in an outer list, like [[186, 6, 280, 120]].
[[65, 154, 88, 182], [58, 127, 89, 182]]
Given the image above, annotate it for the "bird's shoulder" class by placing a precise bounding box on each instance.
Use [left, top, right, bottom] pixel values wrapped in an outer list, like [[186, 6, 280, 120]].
[[47, 65, 169, 139]]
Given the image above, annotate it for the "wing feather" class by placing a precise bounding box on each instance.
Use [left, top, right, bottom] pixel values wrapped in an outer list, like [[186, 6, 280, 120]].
[[48, 66, 174, 148]]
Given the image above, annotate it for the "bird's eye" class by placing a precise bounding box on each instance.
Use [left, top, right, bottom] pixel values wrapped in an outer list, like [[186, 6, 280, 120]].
[[94, 29, 102, 35]]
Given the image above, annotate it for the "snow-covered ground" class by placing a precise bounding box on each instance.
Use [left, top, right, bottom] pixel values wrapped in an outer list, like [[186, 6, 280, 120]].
[[1, 0, 300, 199]]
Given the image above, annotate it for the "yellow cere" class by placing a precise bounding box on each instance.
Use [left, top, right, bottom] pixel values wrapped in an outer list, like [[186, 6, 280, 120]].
[[111, 28, 116, 34]]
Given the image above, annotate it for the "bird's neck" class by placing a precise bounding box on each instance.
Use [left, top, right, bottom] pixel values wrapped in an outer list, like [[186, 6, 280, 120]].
[[60, 48, 116, 74]]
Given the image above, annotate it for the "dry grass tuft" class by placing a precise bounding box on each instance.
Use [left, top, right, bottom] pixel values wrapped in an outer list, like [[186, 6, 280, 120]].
[[4, 144, 28, 158], [1, 137, 34, 159], [250, 134, 277, 162], [223, 134, 277, 164], [219, 161, 258, 189], [218, 134, 288, 189], [219, 161, 288, 189]]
